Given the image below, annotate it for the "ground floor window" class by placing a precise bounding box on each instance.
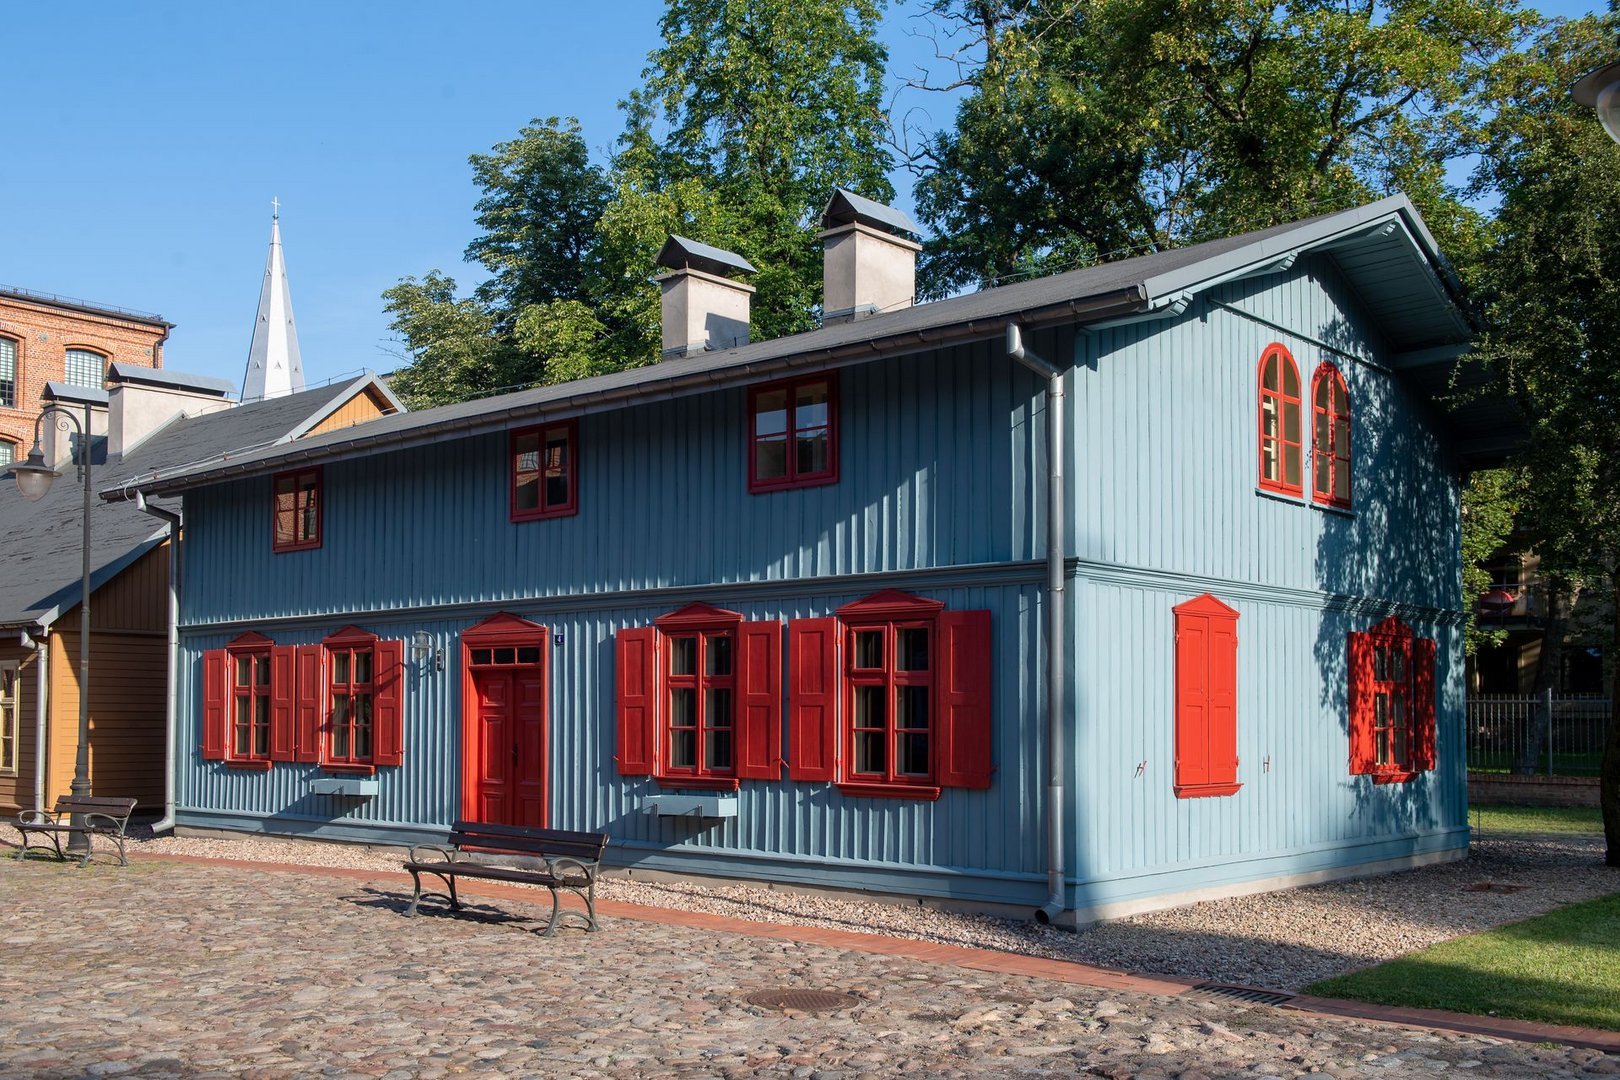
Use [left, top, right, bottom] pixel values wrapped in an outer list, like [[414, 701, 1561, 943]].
[[1349, 617, 1436, 782], [0, 660, 18, 775]]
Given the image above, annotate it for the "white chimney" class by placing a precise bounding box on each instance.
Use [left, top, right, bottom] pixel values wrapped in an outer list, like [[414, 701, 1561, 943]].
[[820, 189, 923, 325], [656, 236, 757, 360], [106, 363, 235, 456]]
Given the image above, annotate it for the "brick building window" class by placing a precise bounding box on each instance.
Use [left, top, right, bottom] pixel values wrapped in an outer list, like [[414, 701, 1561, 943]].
[[63, 348, 106, 390], [0, 337, 16, 408], [0, 441, 14, 469]]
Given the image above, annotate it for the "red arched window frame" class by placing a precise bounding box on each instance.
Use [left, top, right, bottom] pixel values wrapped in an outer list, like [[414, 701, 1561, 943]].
[[1257, 344, 1302, 496], [1311, 362, 1352, 508]]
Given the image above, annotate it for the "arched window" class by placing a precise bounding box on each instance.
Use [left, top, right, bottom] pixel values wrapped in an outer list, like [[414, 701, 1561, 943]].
[[0, 336, 17, 408], [1312, 363, 1351, 507], [0, 441, 15, 469], [1257, 344, 1302, 495], [63, 348, 107, 390]]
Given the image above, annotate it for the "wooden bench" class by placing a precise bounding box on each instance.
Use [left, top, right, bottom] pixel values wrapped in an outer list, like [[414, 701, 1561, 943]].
[[12, 795, 139, 867], [402, 821, 609, 937]]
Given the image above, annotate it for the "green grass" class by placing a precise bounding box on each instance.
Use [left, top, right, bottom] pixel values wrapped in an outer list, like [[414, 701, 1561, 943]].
[[1468, 751, 1604, 777], [1305, 893, 1620, 1031], [1470, 804, 1605, 835]]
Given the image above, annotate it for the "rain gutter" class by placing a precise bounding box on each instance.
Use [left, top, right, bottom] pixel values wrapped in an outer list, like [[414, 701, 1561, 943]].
[[1005, 322, 1069, 926], [133, 491, 181, 834]]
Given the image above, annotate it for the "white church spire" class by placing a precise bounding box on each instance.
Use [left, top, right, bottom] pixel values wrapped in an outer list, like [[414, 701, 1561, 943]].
[[241, 198, 305, 401]]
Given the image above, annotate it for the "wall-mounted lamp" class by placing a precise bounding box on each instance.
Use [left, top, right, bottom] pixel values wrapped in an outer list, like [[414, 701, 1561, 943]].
[[411, 631, 444, 672]]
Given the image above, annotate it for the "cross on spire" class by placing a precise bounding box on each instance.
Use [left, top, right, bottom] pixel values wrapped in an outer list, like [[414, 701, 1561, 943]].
[[271, 196, 280, 220]]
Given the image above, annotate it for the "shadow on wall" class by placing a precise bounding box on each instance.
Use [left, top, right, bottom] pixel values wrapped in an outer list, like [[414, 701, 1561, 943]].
[[1313, 314, 1458, 837]]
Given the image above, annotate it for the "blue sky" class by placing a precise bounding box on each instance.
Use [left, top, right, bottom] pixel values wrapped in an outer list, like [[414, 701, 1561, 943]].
[[0, 1, 1604, 393]]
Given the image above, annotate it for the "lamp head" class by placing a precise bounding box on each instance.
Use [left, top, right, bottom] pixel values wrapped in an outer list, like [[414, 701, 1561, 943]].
[[12, 444, 59, 502], [1574, 60, 1620, 145]]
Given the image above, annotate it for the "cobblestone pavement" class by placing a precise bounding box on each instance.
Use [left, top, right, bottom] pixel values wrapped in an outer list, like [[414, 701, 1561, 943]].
[[1, 857, 1614, 1079]]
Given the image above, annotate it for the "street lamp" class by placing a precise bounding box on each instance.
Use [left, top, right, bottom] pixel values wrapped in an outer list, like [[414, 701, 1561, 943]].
[[1574, 60, 1620, 145], [13, 402, 94, 856]]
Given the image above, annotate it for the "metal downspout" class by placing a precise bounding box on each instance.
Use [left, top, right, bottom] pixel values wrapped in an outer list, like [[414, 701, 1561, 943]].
[[134, 490, 181, 834], [1006, 323, 1068, 925], [19, 629, 46, 812]]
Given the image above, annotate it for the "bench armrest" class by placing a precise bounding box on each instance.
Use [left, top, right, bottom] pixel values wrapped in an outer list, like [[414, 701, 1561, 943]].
[[15, 809, 58, 826], [83, 813, 127, 834], [408, 844, 458, 864], [545, 857, 598, 888]]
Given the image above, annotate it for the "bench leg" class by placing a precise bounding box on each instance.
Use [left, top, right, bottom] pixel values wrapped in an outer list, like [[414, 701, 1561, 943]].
[[408, 870, 463, 918], [543, 888, 563, 938]]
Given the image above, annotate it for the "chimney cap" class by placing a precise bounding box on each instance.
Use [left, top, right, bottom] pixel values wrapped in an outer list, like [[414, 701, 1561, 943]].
[[822, 189, 921, 237], [656, 235, 757, 278], [107, 362, 235, 398], [42, 381, 110, 406]]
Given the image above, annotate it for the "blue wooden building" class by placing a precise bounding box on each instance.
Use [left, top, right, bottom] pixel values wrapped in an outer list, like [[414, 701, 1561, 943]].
[[116, 194, 1512, 923]]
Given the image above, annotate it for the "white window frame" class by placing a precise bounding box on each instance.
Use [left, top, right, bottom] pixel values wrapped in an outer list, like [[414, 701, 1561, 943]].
[[0, 659, 19, 776], [63, 348, 106, 390]]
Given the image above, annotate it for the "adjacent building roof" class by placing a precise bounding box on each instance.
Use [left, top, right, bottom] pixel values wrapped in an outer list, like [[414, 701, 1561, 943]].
[[0, 375, 395, 630], [117, 195, 1514, 497], [0, 285, 172, 328]]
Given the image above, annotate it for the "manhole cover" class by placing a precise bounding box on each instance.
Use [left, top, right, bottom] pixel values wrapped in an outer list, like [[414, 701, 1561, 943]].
[[1186, 983, 1294, 1007], [745, 989, 859, 1012], [1466, 882, 1531, 894]]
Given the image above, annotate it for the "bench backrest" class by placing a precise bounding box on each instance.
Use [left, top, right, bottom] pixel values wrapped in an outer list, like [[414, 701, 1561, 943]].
[[53, 795, 138, 819], [449, 820, 608, 863]]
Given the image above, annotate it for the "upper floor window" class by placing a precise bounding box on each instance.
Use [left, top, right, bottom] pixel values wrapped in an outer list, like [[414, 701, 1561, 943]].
[[511, 420, 578, 521], [749, 373, 837, 493], [1348, 617, 1436, 783], [615, 604, 782, 787], [1311, 363, 1351, 508], [0, 441, 15, 469], [273, 467, 322, 552], [1257, 344, 1302, 496], [0, 337, 17, 408], [0, 660, 19, 776], [63, 348, 106, 390]]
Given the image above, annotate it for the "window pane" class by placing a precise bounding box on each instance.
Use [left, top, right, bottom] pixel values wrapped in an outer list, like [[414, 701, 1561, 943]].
[[1282, 361, 1299, 397], [1284, 444, 1301, 487], [354, 650, 372, 683], [1261, 354, 1279, 392], [513, 430, 541, 512], [333, 695, 351, 757], [493, 647, 515, 666], [63, 349, 104, 389], [1313, 454, 1329, 495], [855, 732, 885, 774], [706, 688, 733, 730], [255, 655, 271, 685], [1283, 403, 1300, 443], [298, 476, 319, 541], [794, 382, 829, 427], [0, 443, 12, 468], [1333, 464, 1351, 502], [754, 390, 788, 436], [896, 629, 928, 671], [854, 631, 883, 669], [355, 694, 373, 759], [543, 429, 571, 508], [517, 647, 540, 665], [898, 733, 929, 777], [897, 686, 929, 730], [855, 685, 886, 730], [670, 636, 697, 677], [334, 651, 350, 684], [253, 696, 269, 756], [755, 436, 788, 481], [670, 687, 696, 729], [471, 648, 492, 666], [705, 634, 732, 677], [236, 655, 252, 686], [234, 697, 252, 755], [670, 729, 696, 770], [705, 729, 733, 771], [0, 338, 15, 408], [796, 429, 829, 475]]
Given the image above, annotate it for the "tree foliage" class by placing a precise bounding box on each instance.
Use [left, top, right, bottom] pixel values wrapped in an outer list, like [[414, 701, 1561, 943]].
[[907, 0, 1525, 297], [1466, 12, 1620, 862]]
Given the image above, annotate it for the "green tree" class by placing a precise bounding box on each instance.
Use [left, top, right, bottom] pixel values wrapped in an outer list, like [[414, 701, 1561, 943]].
[[1468, 13, 1620, 862], [382, 273, 518, 409], [909, 0, 1525, 296], [623, 0, 895, 338]]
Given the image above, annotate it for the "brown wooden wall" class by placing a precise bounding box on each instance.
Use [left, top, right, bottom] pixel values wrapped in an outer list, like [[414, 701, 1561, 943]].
[[89, 544, 169, 632], [48, 629, 166, 810], [306, 385, 394, 437]]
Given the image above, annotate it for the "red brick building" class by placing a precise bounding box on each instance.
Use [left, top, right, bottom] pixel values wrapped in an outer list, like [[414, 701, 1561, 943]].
[[0, 288, 172, 466]]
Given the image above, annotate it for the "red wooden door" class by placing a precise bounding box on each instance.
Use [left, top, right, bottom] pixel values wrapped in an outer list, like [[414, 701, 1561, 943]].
[[472, 668, 549, 827]]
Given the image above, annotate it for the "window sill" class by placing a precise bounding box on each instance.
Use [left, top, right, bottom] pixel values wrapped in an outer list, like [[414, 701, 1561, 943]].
[[1254, 486, 1306, 506], [511, 505, 578, 523], [272, 541, 321, 554], [748, 473, 838, 495], [835, 782, 942, 801], [1174, 781, 1242, 798], [1311, 498, 1355, 519], [1370, 770, 1420, 785], [655, 775, 739, 793], [223, 759, 273, 771], [320, 763, 377, 776]]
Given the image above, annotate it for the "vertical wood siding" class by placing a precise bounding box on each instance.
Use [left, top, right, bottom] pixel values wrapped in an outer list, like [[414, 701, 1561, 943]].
[[0, 644, 39, 814]]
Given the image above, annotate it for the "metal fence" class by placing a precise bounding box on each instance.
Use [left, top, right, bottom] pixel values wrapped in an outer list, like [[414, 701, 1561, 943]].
[[1466, 692, 1611, 776]]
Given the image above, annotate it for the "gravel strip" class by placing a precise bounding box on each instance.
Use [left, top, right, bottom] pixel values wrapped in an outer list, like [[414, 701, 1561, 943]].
[[4, 821, 1615, 992]]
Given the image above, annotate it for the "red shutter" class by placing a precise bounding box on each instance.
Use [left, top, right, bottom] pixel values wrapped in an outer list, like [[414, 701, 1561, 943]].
[[202, 649, 227, 761], [1174, 614, 1211, 790], [373, 639, 405, 766], [787, 618, 838, 782], [615, 626, 657, 776], [735, 620, 782, 780], [1348, 631, 1375, 774], [269, 645, 297, 762], [1412, 636, 1437, 772], [937, 609, 993, 789], [294, 644, 323, 763], [1208, 617, 1239, 785]]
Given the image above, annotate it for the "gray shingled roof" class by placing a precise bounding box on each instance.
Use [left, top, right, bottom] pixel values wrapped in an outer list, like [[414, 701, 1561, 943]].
[[0, 378, 383, 628], [122, 196, 1500, 495]]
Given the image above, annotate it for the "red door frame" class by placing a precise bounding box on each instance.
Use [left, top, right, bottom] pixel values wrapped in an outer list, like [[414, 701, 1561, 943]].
[[460, 612, 550, 825]]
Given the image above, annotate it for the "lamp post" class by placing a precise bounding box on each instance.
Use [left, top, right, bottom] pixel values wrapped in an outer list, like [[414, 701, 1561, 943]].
[[13, 402, 94, 855], [1574, 60, 1620, 144]]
